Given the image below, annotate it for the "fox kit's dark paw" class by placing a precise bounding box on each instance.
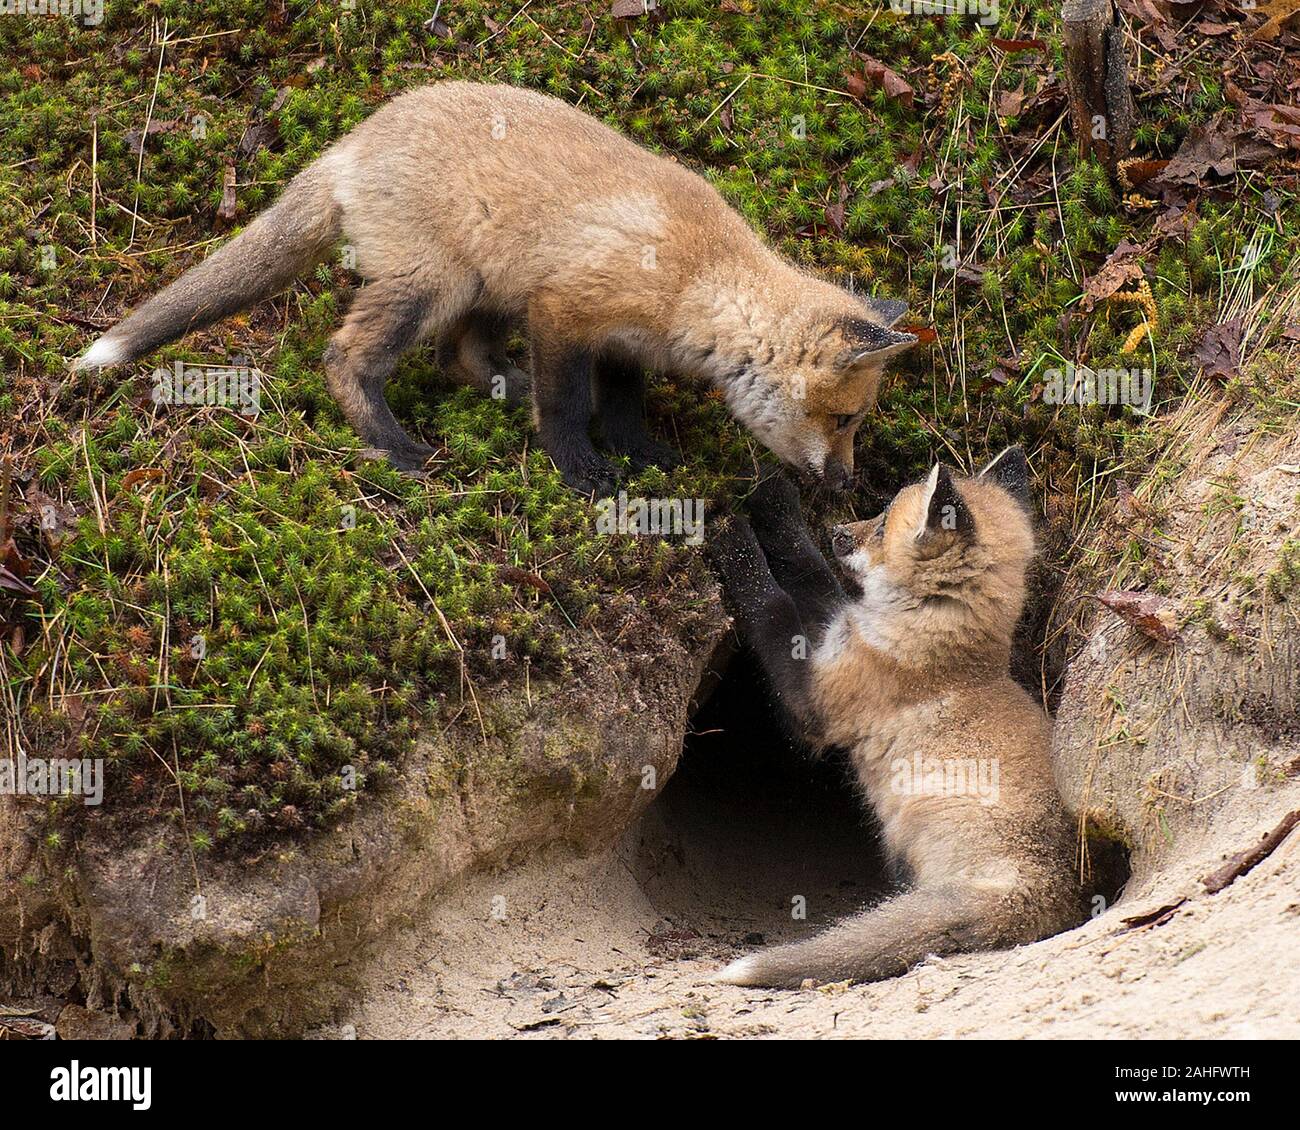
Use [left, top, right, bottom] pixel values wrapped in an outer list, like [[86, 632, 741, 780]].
[[358, 439, 439, 470], [560, 450, 619, 498], [748, 470, 811, 547], [363, 441, 439, 473], [617, 436, 680, 474], [705, 513, 763, 572], [750, 469, 804, 517]]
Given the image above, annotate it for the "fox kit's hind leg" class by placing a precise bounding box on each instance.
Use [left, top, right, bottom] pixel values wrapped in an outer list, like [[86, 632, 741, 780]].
[[529, 307, 618, 496], [437, 310, 530, 408], [324, 280, 452, 470], [594, 357, 679, 473]]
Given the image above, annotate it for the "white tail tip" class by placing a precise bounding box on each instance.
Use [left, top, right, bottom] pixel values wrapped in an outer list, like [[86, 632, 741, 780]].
[[713, 956, 759, 985], [75, 336, 127, 370]]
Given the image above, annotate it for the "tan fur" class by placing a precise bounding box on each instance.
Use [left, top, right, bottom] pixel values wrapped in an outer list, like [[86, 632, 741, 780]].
[[718, 453, 1082, 988], [78, 81, 914, 482]]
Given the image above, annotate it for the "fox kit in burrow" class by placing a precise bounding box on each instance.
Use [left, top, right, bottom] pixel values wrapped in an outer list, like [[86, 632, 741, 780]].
[[709, 448, 1083, 988], [76, 81, 916, 495]]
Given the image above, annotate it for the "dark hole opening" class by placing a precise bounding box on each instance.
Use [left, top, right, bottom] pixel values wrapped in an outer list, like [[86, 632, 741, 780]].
[[632, 647, 893, 946]]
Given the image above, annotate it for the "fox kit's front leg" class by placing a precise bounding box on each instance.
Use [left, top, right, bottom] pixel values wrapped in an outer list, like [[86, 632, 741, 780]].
[[528, 306, 619, 496], [747, 472, 845, 631], [594, 357, 679, 473], [436, 309, 531, 408], [709, 515, 824, 743]]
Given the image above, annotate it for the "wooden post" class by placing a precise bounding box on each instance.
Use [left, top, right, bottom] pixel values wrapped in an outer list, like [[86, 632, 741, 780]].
[[1062, 0, 1136, 177]]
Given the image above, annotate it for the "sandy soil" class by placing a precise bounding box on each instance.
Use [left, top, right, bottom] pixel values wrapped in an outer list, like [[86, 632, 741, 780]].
[[328, 772, 1300, 1040]]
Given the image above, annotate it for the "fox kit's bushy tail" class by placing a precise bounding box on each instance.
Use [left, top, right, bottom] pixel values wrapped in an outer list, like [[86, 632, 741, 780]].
[[715, 887, 1005, 989], [75, 166, 341, 370]]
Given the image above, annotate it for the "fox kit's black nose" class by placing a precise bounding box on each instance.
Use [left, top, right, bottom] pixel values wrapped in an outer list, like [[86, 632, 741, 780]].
[[830, 526, 855, 558], [822, 457, 852, 493]]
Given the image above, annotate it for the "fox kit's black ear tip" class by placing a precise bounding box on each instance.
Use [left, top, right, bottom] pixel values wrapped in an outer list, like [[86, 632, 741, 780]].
[[920, 462, 973, 538], [979, 445, 1030, 503], [836, 319, 917, 370], [865, 296, 908, 327]]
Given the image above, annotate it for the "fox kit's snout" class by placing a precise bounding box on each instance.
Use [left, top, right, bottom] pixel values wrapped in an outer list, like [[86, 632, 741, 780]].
[[710, 447, 1083, 989], [729, 308, 915, 492], [75, 80, 914, 495]]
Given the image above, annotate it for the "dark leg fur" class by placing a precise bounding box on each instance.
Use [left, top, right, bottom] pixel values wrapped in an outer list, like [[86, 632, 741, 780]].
[[747, 472, 845, 633], [530, 323, 617, 496], [708, 515, 823, 743], [594, 357, 679, 472], [437, 309, 530, 408], [323, 284, 437, 471]]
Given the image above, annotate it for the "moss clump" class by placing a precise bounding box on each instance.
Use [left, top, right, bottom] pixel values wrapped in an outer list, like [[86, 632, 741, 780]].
[[1267, 540, 1300, 601], [2, 1, 1297, 851]]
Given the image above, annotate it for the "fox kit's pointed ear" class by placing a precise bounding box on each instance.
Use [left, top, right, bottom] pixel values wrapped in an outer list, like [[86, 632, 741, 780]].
[[835, 319, 918, 372], [917, 463, 973, 540], [978, 445, 1030, 503], [864, 297, 908, 328]]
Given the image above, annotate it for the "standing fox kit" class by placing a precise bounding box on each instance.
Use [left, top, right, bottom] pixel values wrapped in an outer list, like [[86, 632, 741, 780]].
[[710, 448, 1081, 988], [77, 81, 916, 494]]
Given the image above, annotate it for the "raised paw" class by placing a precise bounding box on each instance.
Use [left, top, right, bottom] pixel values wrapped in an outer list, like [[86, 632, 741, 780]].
[[704, 513, 762, 570], [706, 514, 784, 615], [748, 470, 812, 548]]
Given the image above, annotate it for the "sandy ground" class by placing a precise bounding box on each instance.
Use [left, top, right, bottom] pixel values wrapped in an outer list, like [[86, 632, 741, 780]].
[[327, 785, 1300, 1040]]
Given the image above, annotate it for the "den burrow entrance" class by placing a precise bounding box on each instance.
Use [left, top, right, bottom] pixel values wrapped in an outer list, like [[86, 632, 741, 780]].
[[629, 641, 1131, 950], [630, 645, 894, 946]]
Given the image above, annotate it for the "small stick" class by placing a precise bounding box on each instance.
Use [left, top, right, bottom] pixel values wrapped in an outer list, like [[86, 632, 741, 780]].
[[1201, 809, 1300, 894], [0, 454, 11, 546]]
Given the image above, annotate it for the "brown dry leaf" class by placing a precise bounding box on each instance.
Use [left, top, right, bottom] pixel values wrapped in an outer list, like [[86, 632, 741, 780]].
[[1093, 590, 1181, 644], [1116, 0, 1180, 50], [823, 181, 849, 236], [997, 82, 1026, 118], [1196, 318, 1245, 382], [854, 55, 914, 109], [1154, 113, 1279, 189], [497, 565, 551, 594], [0, 1016, 55, 1039], [990, 37, 1047, 52], [1120, 158, 1169, 187], [119, 468, 165, 495], [124, 119, 179, 155], [1239, 102, 1300, 151], [1081, 240, 1149, 311], [1251, 0, 1300, 40]]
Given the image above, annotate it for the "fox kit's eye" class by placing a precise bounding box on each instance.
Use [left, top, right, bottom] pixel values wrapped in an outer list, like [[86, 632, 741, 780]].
[[833, 413, 856, 431]]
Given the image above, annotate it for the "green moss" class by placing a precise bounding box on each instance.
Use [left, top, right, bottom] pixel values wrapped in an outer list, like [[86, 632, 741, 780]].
[[1267, 540, 1300, 601], [2, 0, 1297, 851]]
